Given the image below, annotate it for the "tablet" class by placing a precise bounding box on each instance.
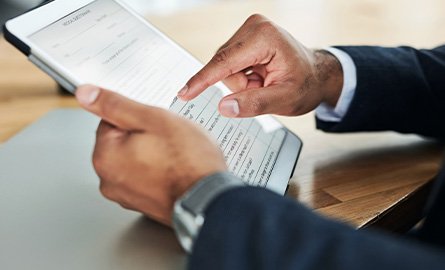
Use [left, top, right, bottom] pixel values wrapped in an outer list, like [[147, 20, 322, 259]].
[[4, 0, 302, 194]]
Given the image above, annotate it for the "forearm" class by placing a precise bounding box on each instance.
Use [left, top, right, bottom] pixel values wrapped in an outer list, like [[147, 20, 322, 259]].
[[190, 186, 445, 270], [317, 45, 445, 139]]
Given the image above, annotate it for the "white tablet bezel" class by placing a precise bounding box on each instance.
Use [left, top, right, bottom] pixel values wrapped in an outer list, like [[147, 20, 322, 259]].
[[4, 0, 302, 195]]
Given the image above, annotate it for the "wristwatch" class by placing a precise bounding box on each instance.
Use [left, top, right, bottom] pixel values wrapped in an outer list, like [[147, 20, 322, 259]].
[[172, 172, 245, 253]]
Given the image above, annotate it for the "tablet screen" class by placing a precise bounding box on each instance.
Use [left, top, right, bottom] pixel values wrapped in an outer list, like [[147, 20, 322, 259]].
[[28, 0, 286, 187]]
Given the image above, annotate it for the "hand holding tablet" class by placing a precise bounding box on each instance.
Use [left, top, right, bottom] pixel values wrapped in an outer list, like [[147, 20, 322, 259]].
[[76, 85, 228, 226], [4, 0, 302, 195]]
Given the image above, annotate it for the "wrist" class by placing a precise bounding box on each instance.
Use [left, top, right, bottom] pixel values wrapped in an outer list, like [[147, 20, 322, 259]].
[[313, 49, 343, 107]]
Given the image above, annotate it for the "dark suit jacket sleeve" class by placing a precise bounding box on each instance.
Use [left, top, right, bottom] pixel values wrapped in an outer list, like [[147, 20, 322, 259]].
[[317, 45, 445, 139], [189, 186, 445, 270]]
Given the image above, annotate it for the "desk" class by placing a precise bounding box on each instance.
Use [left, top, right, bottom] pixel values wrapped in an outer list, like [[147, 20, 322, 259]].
[[1, 0, 444, 232]]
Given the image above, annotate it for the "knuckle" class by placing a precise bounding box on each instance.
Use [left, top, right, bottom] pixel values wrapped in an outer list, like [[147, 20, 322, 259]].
[[211, 49, 230, 65], [119, 203, 134, 211], [99, 182, 115, 200], [235, 41, 244, 50], [92, 151, 104, 173], [247, 13, 264, 23], [93, 150, 103, 169], [257, 20, 275, 33], [211, 50, 235, 77], [92, 150, 111, 177]]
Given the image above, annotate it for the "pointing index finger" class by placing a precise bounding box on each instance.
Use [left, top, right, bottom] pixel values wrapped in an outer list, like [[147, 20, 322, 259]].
[[179, 40, 264, 101]]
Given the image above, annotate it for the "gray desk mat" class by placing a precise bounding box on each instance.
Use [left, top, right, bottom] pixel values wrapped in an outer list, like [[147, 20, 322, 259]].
[[0, 109, 185, 270]]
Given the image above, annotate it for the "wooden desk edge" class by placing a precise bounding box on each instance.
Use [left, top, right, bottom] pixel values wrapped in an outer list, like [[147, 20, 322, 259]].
[[362, 177, 435, 233]]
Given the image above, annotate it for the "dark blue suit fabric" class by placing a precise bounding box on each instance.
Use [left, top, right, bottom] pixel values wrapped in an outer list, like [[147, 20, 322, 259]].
[[189, 46, 445, 270]]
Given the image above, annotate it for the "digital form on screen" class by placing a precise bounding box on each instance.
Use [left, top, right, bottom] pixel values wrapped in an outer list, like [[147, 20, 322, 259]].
[[28, 0, 286, 187]]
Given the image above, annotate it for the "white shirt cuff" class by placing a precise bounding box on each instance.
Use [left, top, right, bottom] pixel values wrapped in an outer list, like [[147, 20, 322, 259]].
[[315, 47, 357, 122]]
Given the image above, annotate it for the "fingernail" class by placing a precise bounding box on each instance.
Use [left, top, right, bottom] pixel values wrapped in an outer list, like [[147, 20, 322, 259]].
[[220, 99, 240, 117], [177, 85, 189, 97], [76, 85, 100, 106]]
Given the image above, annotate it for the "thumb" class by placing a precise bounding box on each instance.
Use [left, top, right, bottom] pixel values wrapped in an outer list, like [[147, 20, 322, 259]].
[[75, 85, 155, 131], [218, 84, 294, 118]]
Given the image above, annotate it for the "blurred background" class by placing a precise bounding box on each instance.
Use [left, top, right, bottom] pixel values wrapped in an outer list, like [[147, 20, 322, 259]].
[[2, 0, 444, 56], [0, 0, 218, 27], [3, 0, 445, 48]]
